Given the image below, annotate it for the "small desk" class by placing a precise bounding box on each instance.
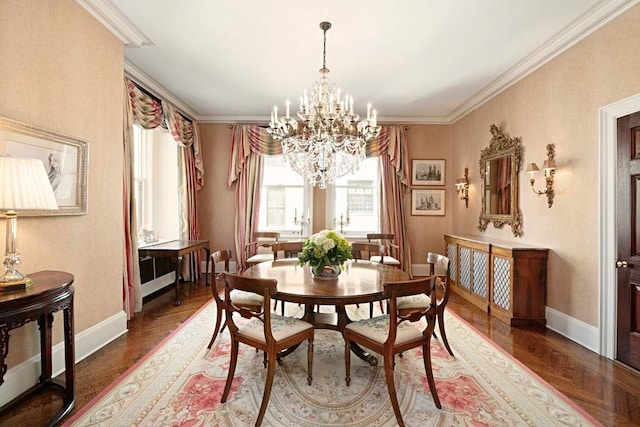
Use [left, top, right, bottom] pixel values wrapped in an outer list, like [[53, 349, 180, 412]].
[[138, 240, 210, 306], [243, 259, 409, 365], [0, 271, 75, 426]]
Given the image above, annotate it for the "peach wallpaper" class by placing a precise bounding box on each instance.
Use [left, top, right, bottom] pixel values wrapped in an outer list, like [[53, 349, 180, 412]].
[[0, 0, 124, 364], [450, 3, 640, 326]]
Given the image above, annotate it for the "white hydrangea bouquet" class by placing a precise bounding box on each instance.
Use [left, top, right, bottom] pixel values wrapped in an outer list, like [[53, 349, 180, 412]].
[[298, 229, 353, 277]]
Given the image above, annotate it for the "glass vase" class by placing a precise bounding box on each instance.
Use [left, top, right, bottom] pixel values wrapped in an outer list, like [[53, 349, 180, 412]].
[[311, 263, 341, 279]]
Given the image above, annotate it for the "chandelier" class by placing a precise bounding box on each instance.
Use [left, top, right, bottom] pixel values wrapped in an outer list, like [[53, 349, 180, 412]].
[[267, 22, 380, 189]]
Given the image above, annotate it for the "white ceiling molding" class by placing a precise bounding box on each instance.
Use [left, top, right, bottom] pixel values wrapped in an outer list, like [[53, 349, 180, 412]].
[[448, 0, 639, 123], [125, 61, 199, 121], [75, 0, 152, 47]]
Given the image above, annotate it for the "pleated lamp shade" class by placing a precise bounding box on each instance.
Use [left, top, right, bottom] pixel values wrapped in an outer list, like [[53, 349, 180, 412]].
[[0, 156, 58, 211]]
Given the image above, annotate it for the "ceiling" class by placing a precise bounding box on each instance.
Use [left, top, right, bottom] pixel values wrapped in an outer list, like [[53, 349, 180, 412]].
[[78, 0, 632, 123]]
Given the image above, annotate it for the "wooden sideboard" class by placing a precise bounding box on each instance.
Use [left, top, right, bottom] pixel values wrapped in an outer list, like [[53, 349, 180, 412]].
[[444, 234, 548, 327]]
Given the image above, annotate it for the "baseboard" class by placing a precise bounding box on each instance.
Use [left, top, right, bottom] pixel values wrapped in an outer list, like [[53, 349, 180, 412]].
[[414, 263, 599, 353], [0, 310, 128, 407], [545, 306, 599, 353]]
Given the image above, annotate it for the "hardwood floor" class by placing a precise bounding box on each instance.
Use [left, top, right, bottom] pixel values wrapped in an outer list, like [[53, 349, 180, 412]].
[[1, 276, 639, 426]]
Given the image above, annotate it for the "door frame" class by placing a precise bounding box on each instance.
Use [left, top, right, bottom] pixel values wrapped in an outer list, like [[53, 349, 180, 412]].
[[599, 92, 640, 359]]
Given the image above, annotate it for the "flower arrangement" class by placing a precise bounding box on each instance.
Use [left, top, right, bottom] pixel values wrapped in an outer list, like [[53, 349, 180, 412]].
[[298, 229, 353, 277]]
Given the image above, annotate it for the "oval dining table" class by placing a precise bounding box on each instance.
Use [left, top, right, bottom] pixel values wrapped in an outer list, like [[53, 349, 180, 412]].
[[243, 258, 409, 365]]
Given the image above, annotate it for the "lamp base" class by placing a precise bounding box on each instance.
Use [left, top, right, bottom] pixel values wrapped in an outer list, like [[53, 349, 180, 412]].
[[0, 275, 34, 292]]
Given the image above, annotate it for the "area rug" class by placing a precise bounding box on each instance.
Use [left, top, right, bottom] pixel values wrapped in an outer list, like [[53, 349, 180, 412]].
[[65, 300, 601, 426]]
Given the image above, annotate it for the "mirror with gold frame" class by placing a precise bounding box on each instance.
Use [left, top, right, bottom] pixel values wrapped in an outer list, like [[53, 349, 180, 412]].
[[478, 124, 522, 236]]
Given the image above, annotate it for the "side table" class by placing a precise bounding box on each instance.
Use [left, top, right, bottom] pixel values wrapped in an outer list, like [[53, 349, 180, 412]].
[[0, 270, 75, 426]]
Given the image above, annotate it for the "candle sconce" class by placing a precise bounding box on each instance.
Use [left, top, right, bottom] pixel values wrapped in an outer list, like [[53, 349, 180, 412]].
[[455, 168, 469, 208], [334, 213, 350, 235], [525, 143, 556, 208]]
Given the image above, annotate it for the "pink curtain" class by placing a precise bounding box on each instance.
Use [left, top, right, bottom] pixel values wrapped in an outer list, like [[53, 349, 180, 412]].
[[376, 126, 412, 276], [123, 78, 205, 316], [122, 79, 141, 318], [228, 125, 275, 270]]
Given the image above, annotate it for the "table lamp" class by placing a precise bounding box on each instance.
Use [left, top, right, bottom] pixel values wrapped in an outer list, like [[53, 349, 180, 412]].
[[0, 155, 58, 291]]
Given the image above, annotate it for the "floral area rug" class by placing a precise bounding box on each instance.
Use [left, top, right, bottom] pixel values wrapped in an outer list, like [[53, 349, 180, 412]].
[[65, 300, 601, 426]]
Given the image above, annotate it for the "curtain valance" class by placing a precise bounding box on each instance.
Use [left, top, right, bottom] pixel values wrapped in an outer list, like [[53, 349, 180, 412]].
[[125, 78, 204, 188]]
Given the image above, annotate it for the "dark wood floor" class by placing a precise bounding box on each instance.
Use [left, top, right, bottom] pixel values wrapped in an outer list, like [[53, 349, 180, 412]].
[[2, 276, 640, 426]]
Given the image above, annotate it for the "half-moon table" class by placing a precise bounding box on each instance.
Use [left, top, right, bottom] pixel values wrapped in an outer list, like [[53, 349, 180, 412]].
[[243, 259, 409, 365]]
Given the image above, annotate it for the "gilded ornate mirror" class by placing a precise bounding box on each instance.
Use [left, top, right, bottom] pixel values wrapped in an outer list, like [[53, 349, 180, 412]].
[[478, 124, 522, 236]]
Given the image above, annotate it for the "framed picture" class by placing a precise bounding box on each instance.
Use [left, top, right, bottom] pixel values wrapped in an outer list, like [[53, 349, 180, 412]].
[[0, 116, 88, 216], [412, 189, 445, 216], [412, 159, 445, 186]]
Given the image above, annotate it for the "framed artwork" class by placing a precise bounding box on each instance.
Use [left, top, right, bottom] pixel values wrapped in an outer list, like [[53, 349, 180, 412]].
[[0, 116, 88, 216], [412, 189, 445, 216], [412, 159, 445, 186]]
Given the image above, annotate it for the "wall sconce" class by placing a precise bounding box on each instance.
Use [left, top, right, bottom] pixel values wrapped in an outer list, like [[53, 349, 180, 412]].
[[455, 167, 469, 208], [525, 143, 556, 208]]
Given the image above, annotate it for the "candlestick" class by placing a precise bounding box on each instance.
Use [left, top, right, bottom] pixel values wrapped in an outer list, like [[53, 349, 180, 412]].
[[334, 213, 351, 235]]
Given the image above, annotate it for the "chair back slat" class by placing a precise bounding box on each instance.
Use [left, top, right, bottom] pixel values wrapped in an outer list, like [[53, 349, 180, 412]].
[[271, 241, 303, 260]]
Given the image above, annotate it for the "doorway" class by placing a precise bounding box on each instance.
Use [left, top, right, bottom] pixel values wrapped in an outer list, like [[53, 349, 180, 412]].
[[616, 112, 640, 370], [599, 93, 640, 363]]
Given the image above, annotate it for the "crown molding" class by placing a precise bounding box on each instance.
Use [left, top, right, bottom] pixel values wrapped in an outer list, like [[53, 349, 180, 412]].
[[196, 114, 450, 125], [125, 61, 199, 120], [448, 0, 639, 123], [75, 0, 152, 47]]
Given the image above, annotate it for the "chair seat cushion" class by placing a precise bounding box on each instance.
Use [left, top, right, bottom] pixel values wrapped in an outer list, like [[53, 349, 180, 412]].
[[345, 315, 423, 345], [369, 255, 400, 265], [396, 294, 431, 310], [238, 314, 313, 343], [246, 254, 274, 264], [230, 289, 263, 307]]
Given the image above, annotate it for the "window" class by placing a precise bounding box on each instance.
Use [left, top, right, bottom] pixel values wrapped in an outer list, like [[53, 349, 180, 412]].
[[132, 124, 180, 245], [259, 156, 311, 237], [328, 157, 380, 237]]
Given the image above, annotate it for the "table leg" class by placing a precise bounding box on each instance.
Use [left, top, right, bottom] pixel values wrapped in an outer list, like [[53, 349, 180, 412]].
[[174, 256, 183, 306], [38, 313, 54, 383], [63, 299, 75, 405], [204, 247, 211, 286], [336, 305, 378, 366]]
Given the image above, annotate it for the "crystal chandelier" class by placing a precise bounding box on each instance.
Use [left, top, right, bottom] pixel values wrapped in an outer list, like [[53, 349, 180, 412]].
[[267, 22, 380, 189]]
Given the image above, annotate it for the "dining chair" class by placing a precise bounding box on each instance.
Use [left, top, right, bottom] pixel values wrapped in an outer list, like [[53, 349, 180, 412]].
[[206, 249, 263, 349], [271, 241, 304, 261], [245, 231, 280, 267], [344, 273, 449, 426], [366, 233, 401, 266], [396, 252, 454, 356], [220, 272, 314, 427], [270, 241, 305, 315], [352, 242, 388, 316]]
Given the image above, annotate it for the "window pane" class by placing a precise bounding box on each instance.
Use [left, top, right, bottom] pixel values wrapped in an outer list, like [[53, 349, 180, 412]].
[[259, 156, 308, 234], [333, 157, 379, 235]]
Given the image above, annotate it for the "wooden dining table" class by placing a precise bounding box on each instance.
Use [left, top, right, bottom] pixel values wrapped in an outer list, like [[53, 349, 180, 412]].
[[243, 259, 409, 365]]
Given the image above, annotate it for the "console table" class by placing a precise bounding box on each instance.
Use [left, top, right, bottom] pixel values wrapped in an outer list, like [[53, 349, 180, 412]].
[[138, 240, 210, 305], [444, 234, 548, 326], [0, 270, 75, 426]]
